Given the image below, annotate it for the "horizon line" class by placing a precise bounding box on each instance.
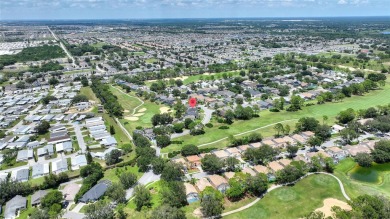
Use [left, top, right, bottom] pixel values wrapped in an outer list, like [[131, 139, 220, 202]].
[[1, 15, 390, 22]]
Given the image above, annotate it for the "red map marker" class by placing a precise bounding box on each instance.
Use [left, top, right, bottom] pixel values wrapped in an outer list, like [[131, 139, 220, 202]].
[[189, 98, 197, 108]]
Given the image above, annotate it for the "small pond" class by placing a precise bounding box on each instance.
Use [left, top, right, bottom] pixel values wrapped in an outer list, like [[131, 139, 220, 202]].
[[349, 163, 390, 184]]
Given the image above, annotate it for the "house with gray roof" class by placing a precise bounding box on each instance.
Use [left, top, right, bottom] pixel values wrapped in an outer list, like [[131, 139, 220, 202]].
[[32, 163, 49, 178], [31, 190, 48, 206], [100, 136, 117, 147], [71, 155, 87, 170], [79, 180, 111, 203], [12, 168, 29, 182], [52, 159, 68, 174], [16, 150, 33, 162], [55, 141, 73, 153], [4, 195, 26, 219]]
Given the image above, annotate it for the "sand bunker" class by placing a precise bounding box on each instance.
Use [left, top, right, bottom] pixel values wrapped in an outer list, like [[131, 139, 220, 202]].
[[125, 117, 139, 121], [315, 198, 351, 218], [138, 108, 147, 113], [160, 107, 170, 114], [124, 110, 130, 113], [133, 113, 144, 117]]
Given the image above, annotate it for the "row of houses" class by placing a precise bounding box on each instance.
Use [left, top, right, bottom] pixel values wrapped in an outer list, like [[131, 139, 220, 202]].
[[8, 155, 87, 182], [85, 117, 117, 147]]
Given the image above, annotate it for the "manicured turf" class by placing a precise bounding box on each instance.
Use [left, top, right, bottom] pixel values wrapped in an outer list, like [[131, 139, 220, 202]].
[[79, 86, 100, 103], [334, 158, 390, 198], [102, 165, 142, 183], [109, 86, 143, 115], [162, 79, 390, 153], [224, 174, 346, 219], [183, 71, 240, 85]]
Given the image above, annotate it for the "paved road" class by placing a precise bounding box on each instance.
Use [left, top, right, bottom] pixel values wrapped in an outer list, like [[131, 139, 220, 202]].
[[220, 172, 350, 217], [72, 122, 87, 153], [125, 169, 161, 200], [47, 26, 75, 63], [171, 130, 190, 139]]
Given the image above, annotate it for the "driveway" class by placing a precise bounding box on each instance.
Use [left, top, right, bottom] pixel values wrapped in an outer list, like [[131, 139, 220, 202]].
[[200, 105, 214, 125], [125, 169, 161, 199], [72, 122, 86, 153]]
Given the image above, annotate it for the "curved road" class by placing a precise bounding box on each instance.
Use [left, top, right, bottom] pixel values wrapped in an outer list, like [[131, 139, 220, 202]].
[[221, 172, 350, 217]]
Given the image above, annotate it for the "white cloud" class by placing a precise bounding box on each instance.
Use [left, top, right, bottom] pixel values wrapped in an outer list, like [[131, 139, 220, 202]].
[[337, 0, 348, 4]]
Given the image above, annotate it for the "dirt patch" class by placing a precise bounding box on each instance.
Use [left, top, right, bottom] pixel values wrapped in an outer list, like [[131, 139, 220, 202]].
[[125, 117, 139, 121], [133, 113, 144, 117], [138, 108, 147, 113], [124, 110, 130, 113], [160, 107, 170, 114], [315, 198, 351, 218], [193, 207, 202, 218]]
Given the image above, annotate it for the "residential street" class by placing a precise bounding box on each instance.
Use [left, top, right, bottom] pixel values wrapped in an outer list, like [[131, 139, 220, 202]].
[[72, 122, 87, 153], [125, 169, 161, 200]]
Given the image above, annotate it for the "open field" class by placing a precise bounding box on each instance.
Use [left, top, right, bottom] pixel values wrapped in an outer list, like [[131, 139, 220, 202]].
[[162, 78, 390, 153], [109, 86, 142, 115], [79, 86, 100, 103], [224, 174, 346, 219], [334, 158, 390, 199], [183, 71, 240, 85], [102, 165, 141, 183]]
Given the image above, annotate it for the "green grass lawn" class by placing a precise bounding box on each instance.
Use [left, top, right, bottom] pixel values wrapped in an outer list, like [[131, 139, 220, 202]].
[[183, 71, 240, 85], [334, 158, 390, 199], [162, 79, 390, 153], [102, 165, 142, 183], [224, 174, 346, 219], [109, 86, 143, 115], [145, 58, 158, 64], [80, 86, 100, 103]]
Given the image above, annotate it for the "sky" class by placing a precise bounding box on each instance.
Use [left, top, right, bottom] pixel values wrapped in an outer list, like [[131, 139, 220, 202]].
[[0, 0, 389, 20]]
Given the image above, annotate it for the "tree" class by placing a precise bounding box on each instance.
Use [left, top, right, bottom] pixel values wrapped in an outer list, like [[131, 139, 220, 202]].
[[337, 108, 356, 124], [284, 124, 291, 135], [275, 165, 305, 184], [41, 95, 57, 105], [109, 125, 115, 135], [201, 154, 224, 173], [289, 95, 304, 111], [173, 123, 184, 133], [119, 172, 137, 189], [286, 145, 299, 158], [225, 157, 240, 171], [371, 140, 390, 163], [173, 100, 186, 118], [84, 201, 115, 219], [156, 135, 171, 148], [243, 144, 279, 165], [200, 187, 224, 218], [224, 110, 235, 124], [161, 162, 184, 181], [295, 117, 320, 132], [161, 181, 187, 208], [48, 77, 59, 85], [314, 124, 332, 142], [150, 205, 186, 219], [355, 153, 373, 167], [274, 123, 284, 137], [72, 94, 89, 103], [226, 178, 246, 201], [106, 183, 126, 203], [81, 76, 89, 86], [133, 185, 152, 211], [246, 173, 268, 196], [35, 121, 50, 135], [340, 128, 359, 144], [184, 118, 193, 129], [105, 149, 122, 165], [307, 136, 322, 151], [30, 209, 49, 219], [41, 190, 63, 210], [152, 157, 166, 174], [304, 211, 326, 219], [86, 152, 93, 164], [181, 144, 199, 156], [333, 195, 390, 219]]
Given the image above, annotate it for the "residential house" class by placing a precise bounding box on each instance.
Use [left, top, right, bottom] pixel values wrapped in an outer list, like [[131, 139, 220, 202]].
[[32, 163, 50, 179], [184, 183, 199, 203], [195, 178, 213, 192], [55, 141, 73, 153], [4, 195, 26, 219], [71, 155, 88, 170], [52, 159, 68, 174], [31, 190, 48, 206], [16, 150, 33, 162], [100, 136, 118, 147], [208, 175, 230, 193], [186, 155, 201, 169], [79, 180, 111, 203], [12, 168, 29, 182]]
